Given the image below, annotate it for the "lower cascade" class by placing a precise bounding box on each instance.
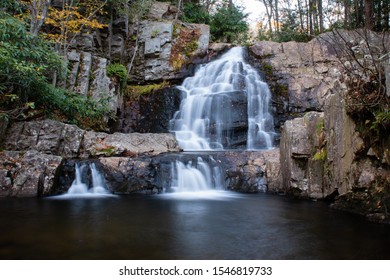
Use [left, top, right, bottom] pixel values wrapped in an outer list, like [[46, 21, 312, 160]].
[[62, 163, 113, 197], [164, 155, 237, 199], [170, 46, 275, 150], [170, 157, 223, 192]]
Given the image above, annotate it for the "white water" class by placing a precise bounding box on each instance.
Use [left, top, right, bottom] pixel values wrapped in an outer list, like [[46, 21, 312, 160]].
[[170, 46, 274, 151], [59, 163, 114, 198], [168, 47, 275, 197], [166, 156, 229, 199]]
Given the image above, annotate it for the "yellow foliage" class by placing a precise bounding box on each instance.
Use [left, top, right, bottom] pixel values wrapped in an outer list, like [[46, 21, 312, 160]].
[[43, 3, 107, 45]]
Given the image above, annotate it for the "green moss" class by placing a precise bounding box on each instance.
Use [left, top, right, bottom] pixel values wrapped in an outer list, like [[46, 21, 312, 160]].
[[261, 62, 273, 76], [91, 146, 116, 157], [316, 119, 324, 133], [151, 29, 159, 38], [126, 81, 169, 100], [170, 26, 201, 70], [183, 41, 199, 56], [313, 148, 327, 161], [107, 63, 128, 82]]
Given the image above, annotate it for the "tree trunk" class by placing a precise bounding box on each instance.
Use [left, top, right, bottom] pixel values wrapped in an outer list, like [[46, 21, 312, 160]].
[[317, 0, 324, 33], [384, 0, 390, 30], [297, 0, 304, 31], [274, 0, 279, 33], [344, 0, 351, 28], [29, 0, 51, 37], [262, 0, 273, 37], [364, 0, 374, 30], [308, 0, 314, 35]]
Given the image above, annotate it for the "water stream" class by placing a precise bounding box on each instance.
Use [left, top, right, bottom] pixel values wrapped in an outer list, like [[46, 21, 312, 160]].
[[168, 47, 275, 193], [58, 163, 114, 199], [170, 47, 274, 151]]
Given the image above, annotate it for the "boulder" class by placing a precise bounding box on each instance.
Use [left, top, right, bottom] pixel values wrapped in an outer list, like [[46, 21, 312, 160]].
[[148, 1, 178, 20], [0, 151, 63, 197], [4, 120, 181, 159], [4, 120, 85, 158], [324, 91, 364, 195], [80, 131, 180, 158]]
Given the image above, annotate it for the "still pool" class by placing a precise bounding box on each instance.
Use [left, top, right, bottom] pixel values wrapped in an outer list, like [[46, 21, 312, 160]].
[[1, 192, 390, 259]]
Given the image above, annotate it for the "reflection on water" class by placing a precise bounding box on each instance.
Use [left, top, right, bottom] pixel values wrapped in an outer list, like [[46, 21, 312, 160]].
[[0, 193, 390, 260]]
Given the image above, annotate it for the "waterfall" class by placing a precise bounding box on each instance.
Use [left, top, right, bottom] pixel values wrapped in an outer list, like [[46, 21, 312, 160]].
[[170, 156, 223, 193], [67, 163, 89, 194], [64, 163, 112, 197], [170, 46, 274, 151]]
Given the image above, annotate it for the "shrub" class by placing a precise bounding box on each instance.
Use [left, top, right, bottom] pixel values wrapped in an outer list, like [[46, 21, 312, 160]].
[[106, 63, 128, 82]]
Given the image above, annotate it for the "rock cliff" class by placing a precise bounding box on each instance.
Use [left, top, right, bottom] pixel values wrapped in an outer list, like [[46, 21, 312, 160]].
[[250, 30, 390, 222]]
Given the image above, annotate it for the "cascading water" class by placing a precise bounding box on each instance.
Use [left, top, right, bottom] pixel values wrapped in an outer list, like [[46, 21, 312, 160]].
[[170, 46, 274, 151], [167, 47, 275, 197], [164, 155, 235, 199], [170, 157, 222, 192], [60, 163, 113, 198]]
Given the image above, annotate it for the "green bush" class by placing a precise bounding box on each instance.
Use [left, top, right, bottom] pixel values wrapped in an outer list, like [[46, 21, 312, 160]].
[[35, 81, 113, 130], [210, 3, 249, 43], [0, 11, 64, 97], [107, 63, 128, 82], [181, 3, 211, 24]]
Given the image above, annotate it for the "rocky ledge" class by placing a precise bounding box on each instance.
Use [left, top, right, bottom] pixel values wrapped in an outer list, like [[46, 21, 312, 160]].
[[1, 120, 280, 197], [0, 119, 180, 197]]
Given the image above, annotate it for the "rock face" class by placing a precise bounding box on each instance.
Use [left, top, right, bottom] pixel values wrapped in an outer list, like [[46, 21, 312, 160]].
[[0, 151, 63, 197], [2, 119, 180, 197], [56, 150, 280, 195], [130, 20, 210, 82], [249, 32, 344, 131], [249, 30, 390, 222], [117, 86, 181, 133], [4, 120, 180, 159], [280, 112, 328, 199]]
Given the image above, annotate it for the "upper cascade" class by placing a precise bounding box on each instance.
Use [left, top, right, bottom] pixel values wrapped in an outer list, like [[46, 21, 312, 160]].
[[169, 46, 275, 151]]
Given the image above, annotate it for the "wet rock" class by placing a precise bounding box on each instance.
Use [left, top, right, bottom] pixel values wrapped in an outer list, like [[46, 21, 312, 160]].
[[55, 149, 280, 195], [117, 86, 181, 133]]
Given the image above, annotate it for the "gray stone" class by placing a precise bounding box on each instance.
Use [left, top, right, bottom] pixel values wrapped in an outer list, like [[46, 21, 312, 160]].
[[74, 52, 92, 96], [5, 120, 181, 158], [80, 131, 180, 158], [280, 112, 328, 198], [5, 120, 85, 158], [0, 151, 63, 197], [249, 35, 341, 114], [145, 37, 162, 55], [132, 20, 210, 82], [148, 1, 170, 20]]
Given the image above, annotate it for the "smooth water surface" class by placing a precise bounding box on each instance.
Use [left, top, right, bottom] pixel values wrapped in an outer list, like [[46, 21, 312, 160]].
[[1, 193, 390, 259]]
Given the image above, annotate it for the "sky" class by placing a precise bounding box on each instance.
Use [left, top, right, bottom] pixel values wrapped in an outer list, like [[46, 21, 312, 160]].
[[235, 0, 265, 24]]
